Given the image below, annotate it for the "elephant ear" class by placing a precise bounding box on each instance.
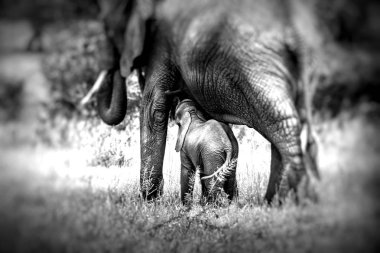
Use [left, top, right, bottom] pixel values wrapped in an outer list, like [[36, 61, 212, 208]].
[[175, 112, 192, 152], [120, 0, 155, 77]]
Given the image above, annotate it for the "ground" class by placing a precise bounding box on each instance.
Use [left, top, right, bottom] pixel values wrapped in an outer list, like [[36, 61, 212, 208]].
[[0, 20, 379, 253]]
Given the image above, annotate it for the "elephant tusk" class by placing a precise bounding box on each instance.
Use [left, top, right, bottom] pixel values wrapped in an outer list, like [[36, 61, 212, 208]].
[[80, 70, 108, 106]]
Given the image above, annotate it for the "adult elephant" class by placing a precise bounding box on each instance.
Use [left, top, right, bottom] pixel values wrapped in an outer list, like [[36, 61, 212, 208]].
[[93, 0, 319, 203]]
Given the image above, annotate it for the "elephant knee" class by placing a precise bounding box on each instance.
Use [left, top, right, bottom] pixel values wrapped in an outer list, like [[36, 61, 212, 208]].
[[142, 90, 169, 132]]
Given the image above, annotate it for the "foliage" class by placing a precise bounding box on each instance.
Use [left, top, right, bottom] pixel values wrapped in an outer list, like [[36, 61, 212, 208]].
[[41, 20, 106, 119]]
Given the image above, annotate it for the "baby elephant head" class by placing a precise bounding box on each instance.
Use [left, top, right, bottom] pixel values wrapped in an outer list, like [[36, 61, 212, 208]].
[[174, 99, 207, 152]]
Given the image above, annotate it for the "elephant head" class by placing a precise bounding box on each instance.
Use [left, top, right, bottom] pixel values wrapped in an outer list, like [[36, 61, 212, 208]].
[[94, 0, 155, 125], [174, 99, 208, 152]]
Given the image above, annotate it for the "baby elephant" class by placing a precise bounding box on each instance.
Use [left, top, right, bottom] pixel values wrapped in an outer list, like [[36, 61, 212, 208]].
[[174, 99, 239, 204]]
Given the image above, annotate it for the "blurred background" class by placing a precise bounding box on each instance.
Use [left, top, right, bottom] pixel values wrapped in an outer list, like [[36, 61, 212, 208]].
[[0, 0, 379, 252]]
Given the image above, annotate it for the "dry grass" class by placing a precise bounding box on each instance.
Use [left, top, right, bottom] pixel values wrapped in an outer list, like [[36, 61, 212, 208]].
[[0, 106, 379, 252]]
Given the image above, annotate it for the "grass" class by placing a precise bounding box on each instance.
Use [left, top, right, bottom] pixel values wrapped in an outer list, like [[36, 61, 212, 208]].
[[0, 106, 379, 253]]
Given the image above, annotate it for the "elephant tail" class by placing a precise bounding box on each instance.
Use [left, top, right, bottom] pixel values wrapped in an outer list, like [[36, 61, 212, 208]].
[[201, 149, 237, 183]]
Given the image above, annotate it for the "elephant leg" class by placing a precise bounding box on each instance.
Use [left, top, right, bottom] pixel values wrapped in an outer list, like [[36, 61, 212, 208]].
[[140, 65, 178, 200], [201, 153, 226, 202], [223, 168, 237, 201], [180, 153, 196, 205], [244, 77, 307, 203], [266, 119, 306, 203], [265, 145, 283, 203], [226, 135, 239, 201]]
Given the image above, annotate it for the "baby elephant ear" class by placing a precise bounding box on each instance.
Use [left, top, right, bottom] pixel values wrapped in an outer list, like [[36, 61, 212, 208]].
[[175, 112, 192, 152]]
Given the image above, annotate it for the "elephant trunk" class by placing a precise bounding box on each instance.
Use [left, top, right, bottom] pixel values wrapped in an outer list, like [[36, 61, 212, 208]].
[[97, 69, 127, 125]]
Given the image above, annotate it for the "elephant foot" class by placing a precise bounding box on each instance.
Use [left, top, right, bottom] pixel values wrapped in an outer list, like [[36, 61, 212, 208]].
[[140, 177, 164, 201], [277, 163, 319, 204]]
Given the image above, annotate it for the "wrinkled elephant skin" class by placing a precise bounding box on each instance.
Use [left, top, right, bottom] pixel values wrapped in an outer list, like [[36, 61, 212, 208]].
[[95, 0, 319, 203]]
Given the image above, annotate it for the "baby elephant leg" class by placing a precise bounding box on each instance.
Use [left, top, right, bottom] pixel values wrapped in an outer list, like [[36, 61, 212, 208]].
[[201, 153, 236, 203], [223, 163, 237, 201], [180, 152, 195, 205]]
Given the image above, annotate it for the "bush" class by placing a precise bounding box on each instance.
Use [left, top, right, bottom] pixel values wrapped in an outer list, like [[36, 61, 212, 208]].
[[42, 20, 106, 119]]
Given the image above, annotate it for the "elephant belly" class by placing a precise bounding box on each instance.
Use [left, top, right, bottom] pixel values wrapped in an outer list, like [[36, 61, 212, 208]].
[[180, 10, 295, 131], [183, 53, 272, 130]]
